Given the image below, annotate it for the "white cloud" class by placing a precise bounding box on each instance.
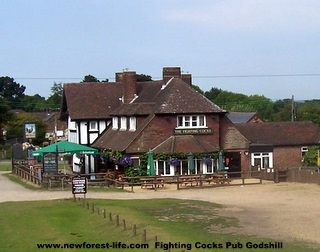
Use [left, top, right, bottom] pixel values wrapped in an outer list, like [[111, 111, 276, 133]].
[[163, 0, 320, 33]]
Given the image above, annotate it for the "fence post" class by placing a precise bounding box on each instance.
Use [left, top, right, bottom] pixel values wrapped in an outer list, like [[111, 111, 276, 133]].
[[142, 229, 147, 242], [132, 224, 137, 236], [116, 215, 120, 226], [103, 209, 106, 218], [109, 212, 112, 221], [123, 219, 126, 230], [176, 176, 180, 190]]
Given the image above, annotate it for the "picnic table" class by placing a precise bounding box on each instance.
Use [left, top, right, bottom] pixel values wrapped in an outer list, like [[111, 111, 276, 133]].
[[178, 175, 201, 187], [140, 177, 164, 189], [206, 174, 230, 185]]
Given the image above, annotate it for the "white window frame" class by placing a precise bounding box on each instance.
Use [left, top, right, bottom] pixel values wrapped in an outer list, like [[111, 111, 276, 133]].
[[120, 117, 127, 131], [177, 115, 206, 128], [129, 116, 136, 131], [112, 117, 118, 130], [251, 152, 273, 170], [156, 160, 174, 176], [89, 121, 98, 131], [68, 117, 76, 130]]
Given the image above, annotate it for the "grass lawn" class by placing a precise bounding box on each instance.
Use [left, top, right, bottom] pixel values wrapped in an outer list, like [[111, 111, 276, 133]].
[[0, 160, 11, 171], [0, 198, 316, 252]]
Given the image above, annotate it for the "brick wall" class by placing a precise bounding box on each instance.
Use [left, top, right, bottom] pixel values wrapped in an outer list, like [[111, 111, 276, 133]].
[[128, 113, 221, 153], [273, 146, 303, 169]]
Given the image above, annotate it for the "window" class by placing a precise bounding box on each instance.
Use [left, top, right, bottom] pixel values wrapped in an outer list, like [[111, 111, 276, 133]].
[[68, 118, 76, 130], [157, 161, 171, 176], [301, 146, 308, 158], [129, 117, 136, 131], [131, 157, 140, 168], [252, 152, 273, 169], [177, 115, 206, 128], [89, 121, 98, 131], [112, 117, 118, 130], [120, 117, 127, 131]]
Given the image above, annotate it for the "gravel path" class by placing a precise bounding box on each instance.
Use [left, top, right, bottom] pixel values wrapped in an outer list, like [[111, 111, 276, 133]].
[[1, 171, 320, 247]]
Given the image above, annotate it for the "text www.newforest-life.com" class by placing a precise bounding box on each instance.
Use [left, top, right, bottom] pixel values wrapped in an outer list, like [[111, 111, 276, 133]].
[[37, 242, 149, 250]]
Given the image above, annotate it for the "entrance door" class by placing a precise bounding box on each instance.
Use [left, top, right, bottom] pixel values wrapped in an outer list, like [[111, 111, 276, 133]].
[[225, 152, 241, 178]]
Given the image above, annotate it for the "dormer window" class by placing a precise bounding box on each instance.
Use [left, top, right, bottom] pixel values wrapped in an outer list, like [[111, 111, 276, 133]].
[[129, 117, 136, 131], [177, 115, 206, 128], [112, 117, 118, 130], [120, 117, 127, 131]]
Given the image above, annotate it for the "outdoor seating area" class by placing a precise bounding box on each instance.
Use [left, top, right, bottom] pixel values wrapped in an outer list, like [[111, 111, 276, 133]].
[[140, 177, 165, 189]]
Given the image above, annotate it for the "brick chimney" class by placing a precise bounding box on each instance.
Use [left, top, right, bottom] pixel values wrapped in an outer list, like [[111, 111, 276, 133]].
[[115, 72, 123, 82], [162, 67, 181, 82], [181, 73, 192, 86], [122, 70, 137, 104]]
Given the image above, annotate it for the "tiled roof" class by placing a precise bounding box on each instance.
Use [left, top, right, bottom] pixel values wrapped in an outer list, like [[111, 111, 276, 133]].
[[92, 114, 155, 152], [227, 112, 258, 123], [62, 78, 225, 120], [62, 82, 124, 120], [151, 78, 224, 114], [151, 135, 218, 154], [235, 121, 320, 146]]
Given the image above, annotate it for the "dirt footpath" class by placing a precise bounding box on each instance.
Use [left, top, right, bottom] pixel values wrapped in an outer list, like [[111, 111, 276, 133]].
[[1, 172, 320, 247]]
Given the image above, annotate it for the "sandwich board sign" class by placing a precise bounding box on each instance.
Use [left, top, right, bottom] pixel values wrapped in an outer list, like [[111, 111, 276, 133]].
[[72, 176, 87, 196]]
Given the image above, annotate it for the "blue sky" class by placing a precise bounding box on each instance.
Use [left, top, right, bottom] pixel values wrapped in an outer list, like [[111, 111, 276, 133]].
[[1, 0, 320, 100]]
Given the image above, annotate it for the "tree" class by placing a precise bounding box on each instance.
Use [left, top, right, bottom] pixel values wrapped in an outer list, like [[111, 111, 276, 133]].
[[136, 74, 152, 82], [5, 112, 47, 145], [191, 84, 204, 95], [46, 82, 63, 109], [204, 87, 222, 101], [303, 146, 319, 166], [82, 74, 100, 82], [246, 95, 274, 120], [297, 101, 320, 125], [0, 98, 11, 126], [21, 94, 46, 112], [0, 76, 26, 109]]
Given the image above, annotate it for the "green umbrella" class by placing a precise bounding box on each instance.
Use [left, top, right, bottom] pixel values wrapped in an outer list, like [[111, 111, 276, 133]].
[[218, 151, 225, 172], [188, 153, 195, 172], [31, 141, 98, 157], [147, 150, 155, 176]]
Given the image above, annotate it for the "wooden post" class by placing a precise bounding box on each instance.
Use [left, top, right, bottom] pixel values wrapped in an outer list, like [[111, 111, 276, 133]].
[[132, 224, 137, 236], [123, 219, 126, 230], [131, 178, 134, 192], [109, 212, 112, 221], [102, 209, 106, 218], [91, 203, 95, 213], [116, 215, 119, 226], [142, 229, 146, 242], [153, 178, 156, 191], [177, 176, 180, 190]]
